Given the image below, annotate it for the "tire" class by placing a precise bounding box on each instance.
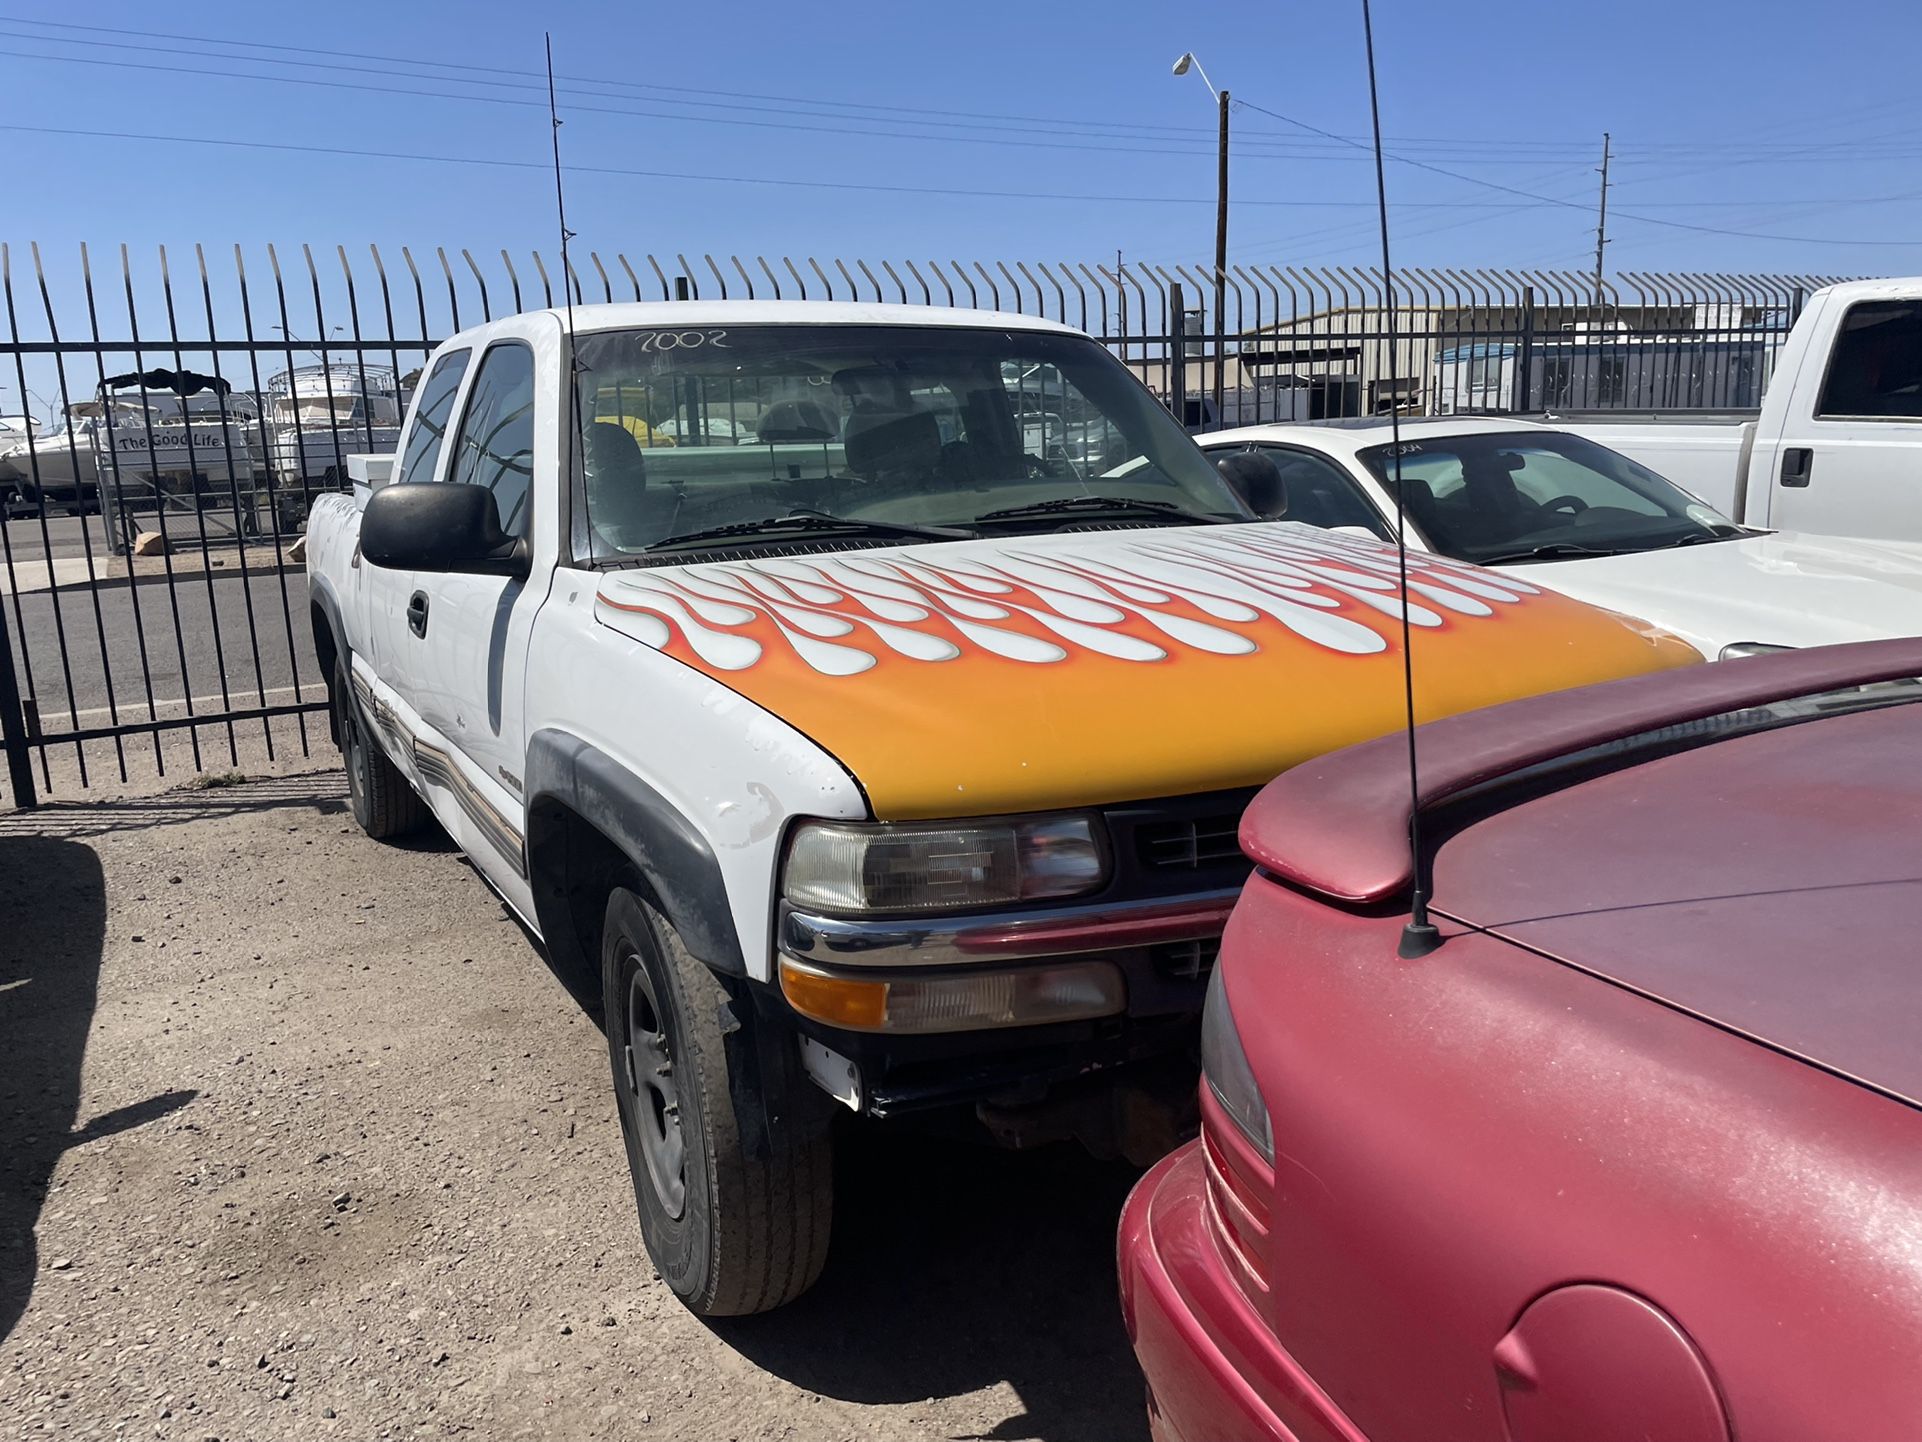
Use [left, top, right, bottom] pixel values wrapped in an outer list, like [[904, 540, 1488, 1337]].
[[333, 656, 428, 840], [601, 886, 833, 1316]]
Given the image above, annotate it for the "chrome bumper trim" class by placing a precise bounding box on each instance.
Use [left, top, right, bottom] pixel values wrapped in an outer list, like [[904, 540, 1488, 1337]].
[[780, 887, 1241, 969]]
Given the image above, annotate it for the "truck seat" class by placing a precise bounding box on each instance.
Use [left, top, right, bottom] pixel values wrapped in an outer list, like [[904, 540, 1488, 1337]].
[[584, 421, 680, 550]]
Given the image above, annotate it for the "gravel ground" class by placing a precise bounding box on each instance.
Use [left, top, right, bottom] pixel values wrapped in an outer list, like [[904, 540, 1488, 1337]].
[[0, 772, 1148, 1442]]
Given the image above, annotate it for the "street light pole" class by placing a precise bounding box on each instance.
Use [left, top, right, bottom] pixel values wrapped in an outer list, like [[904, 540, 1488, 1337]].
[[1174, 52, 1229, 423]]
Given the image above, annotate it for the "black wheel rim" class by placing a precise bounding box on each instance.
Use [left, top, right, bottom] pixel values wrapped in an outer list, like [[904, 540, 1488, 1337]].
[[621, 955, 687, 1218]]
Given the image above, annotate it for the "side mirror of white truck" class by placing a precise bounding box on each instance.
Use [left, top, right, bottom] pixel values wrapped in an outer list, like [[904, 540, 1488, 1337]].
[[361, 481, 530, 579]]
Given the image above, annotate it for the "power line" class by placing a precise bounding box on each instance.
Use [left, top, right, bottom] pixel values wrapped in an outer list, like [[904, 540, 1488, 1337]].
[[16, 119, 1906, 233], [7, 19, 1922, 248], [0, 44, 1602, 168], [0, 32, 1604, 166], [1229, 94, 1922, 247], [0, 121, 1604, 212], [0, 12, 1652, 157], [11, 12, 1922, 173]]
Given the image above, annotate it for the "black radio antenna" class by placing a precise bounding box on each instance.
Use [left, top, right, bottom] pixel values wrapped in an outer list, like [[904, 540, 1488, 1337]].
[[545, 34, 575, 328], [1360, 0, 1440, 960], [545, 33, 587, 543]]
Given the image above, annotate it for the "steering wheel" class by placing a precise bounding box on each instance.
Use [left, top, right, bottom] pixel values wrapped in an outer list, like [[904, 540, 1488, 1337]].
[[1539, 494, 1589, 515]]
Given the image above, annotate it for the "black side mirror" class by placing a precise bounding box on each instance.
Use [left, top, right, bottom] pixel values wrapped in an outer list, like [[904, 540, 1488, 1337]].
[[361, 482, 529, 578], [1215, 450, 1288, 519]]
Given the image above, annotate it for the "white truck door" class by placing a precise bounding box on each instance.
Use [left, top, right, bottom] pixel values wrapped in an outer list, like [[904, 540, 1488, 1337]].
[[361, 346, 468, 772], [390, 331, 549, 906], [1766, 295, 1922, 541]]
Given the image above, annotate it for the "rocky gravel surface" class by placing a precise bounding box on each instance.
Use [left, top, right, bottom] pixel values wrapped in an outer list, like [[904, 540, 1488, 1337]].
[[0, 772, 1146, 1441]]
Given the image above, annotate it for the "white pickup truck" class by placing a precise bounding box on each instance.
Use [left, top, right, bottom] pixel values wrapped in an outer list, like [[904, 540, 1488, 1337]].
[[1548, 277, 1922, 541], [305, 300, 1697, 1316]]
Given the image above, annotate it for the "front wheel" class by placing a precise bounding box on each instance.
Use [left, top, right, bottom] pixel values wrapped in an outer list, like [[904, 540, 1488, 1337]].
[[602, 886, 833, 1316]]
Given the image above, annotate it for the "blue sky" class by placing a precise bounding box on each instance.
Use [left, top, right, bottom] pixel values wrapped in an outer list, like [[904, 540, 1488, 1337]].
[[2, 0, 1921, 406], [5, 0, 1922, 271]]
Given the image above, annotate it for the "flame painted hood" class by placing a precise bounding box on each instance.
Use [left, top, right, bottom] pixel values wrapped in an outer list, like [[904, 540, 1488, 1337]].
[[595, 524, 1701, 819]]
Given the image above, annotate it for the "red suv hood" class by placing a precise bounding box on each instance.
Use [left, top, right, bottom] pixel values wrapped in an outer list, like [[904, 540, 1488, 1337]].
[[1430, 700, 1922, 1108]]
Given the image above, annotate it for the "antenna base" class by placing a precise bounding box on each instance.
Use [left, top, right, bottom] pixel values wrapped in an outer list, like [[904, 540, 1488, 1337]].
[[1397, 919, 1443, 959]]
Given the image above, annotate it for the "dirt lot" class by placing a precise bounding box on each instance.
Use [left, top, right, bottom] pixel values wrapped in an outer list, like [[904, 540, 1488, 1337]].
[[0, 772, 1148, 1441]]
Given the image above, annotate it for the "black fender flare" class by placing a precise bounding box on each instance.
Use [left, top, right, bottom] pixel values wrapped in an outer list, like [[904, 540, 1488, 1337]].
[[523, 728, 747, 978], [308, 575, 349, 743]]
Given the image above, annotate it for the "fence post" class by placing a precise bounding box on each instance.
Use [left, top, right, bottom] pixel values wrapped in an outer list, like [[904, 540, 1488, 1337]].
[[0, 609, 37, 809], [1512, 285, 1536, 414], [1168, 281, 1188, 427]]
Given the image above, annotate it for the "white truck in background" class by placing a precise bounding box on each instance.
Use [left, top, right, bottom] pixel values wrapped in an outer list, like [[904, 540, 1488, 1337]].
[[1549, 278, 1922, 541]]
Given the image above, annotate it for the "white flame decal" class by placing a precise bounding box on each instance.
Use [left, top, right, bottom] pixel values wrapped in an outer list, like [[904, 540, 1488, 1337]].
[[596, 526, 1540, 677]]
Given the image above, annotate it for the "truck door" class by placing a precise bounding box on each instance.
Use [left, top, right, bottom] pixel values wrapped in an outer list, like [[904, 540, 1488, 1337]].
[[364, 347, 471, 682], [1766, 296, 1922, 541], [393, 334, 548, 905]]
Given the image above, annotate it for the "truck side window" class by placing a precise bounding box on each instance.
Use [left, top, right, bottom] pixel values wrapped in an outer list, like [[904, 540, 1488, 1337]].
[[1250, 446, 1392, 540], [448, 342, 536, 539], [1818, 301, 1922, 420], [393, 349, 470, 486]]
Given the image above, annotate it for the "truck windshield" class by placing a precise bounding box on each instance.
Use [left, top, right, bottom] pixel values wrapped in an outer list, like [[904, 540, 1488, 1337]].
[[1355, 429, 1743, 566], [568, 324, 1247, 558]]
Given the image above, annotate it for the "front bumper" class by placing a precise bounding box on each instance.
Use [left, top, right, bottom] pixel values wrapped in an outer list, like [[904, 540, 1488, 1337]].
[[767, 788, 1258, 1125], [1120, 1143, 1366, 1442], [769, 892, 1237, 1124]]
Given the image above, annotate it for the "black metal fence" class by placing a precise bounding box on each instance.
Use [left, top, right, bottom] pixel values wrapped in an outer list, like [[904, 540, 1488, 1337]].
[[0, 244, 1857, 806]]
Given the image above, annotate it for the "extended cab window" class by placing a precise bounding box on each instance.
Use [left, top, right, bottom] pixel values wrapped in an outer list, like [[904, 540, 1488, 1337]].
[[1248, 446, 1391, 539], [448, 342, 536, 538], [1817, 300, 1922, 419], [394, 349, 470, 485]]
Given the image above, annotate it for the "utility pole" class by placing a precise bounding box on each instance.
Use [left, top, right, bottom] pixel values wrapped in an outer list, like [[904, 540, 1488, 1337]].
[[1215, 87, 1230, 421], [1592, 131, 1611, 309]]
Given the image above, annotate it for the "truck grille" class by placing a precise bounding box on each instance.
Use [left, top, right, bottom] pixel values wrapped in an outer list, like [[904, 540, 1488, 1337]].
[[1136, 812, 1244, 871], [1151, 936, 1220, 983]]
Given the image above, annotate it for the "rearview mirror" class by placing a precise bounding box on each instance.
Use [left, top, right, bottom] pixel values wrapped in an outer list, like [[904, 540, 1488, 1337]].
[[1214, 451, 1288, 519], [361, 482, 529, 578]]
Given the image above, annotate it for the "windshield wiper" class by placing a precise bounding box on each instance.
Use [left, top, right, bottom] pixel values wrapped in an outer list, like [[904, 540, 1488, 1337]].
[[1645, 526, 1750, 550], [643, 511, 975, 553], [1473, 542, 1632, 565], [973, 494, 1223, 527]]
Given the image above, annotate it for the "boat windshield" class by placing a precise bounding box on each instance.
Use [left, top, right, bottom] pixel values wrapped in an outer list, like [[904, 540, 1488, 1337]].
[[569, 323, 1247, 559], [1355, 429, 1744, 566]]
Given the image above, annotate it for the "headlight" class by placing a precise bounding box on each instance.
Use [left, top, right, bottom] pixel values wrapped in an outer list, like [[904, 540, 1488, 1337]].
[[1719, 642, 1793, 660], [782, 814, 1109, 915]]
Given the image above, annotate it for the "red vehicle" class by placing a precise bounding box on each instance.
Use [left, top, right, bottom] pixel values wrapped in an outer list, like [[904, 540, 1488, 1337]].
[[1119, 639, 1922, 1442]]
